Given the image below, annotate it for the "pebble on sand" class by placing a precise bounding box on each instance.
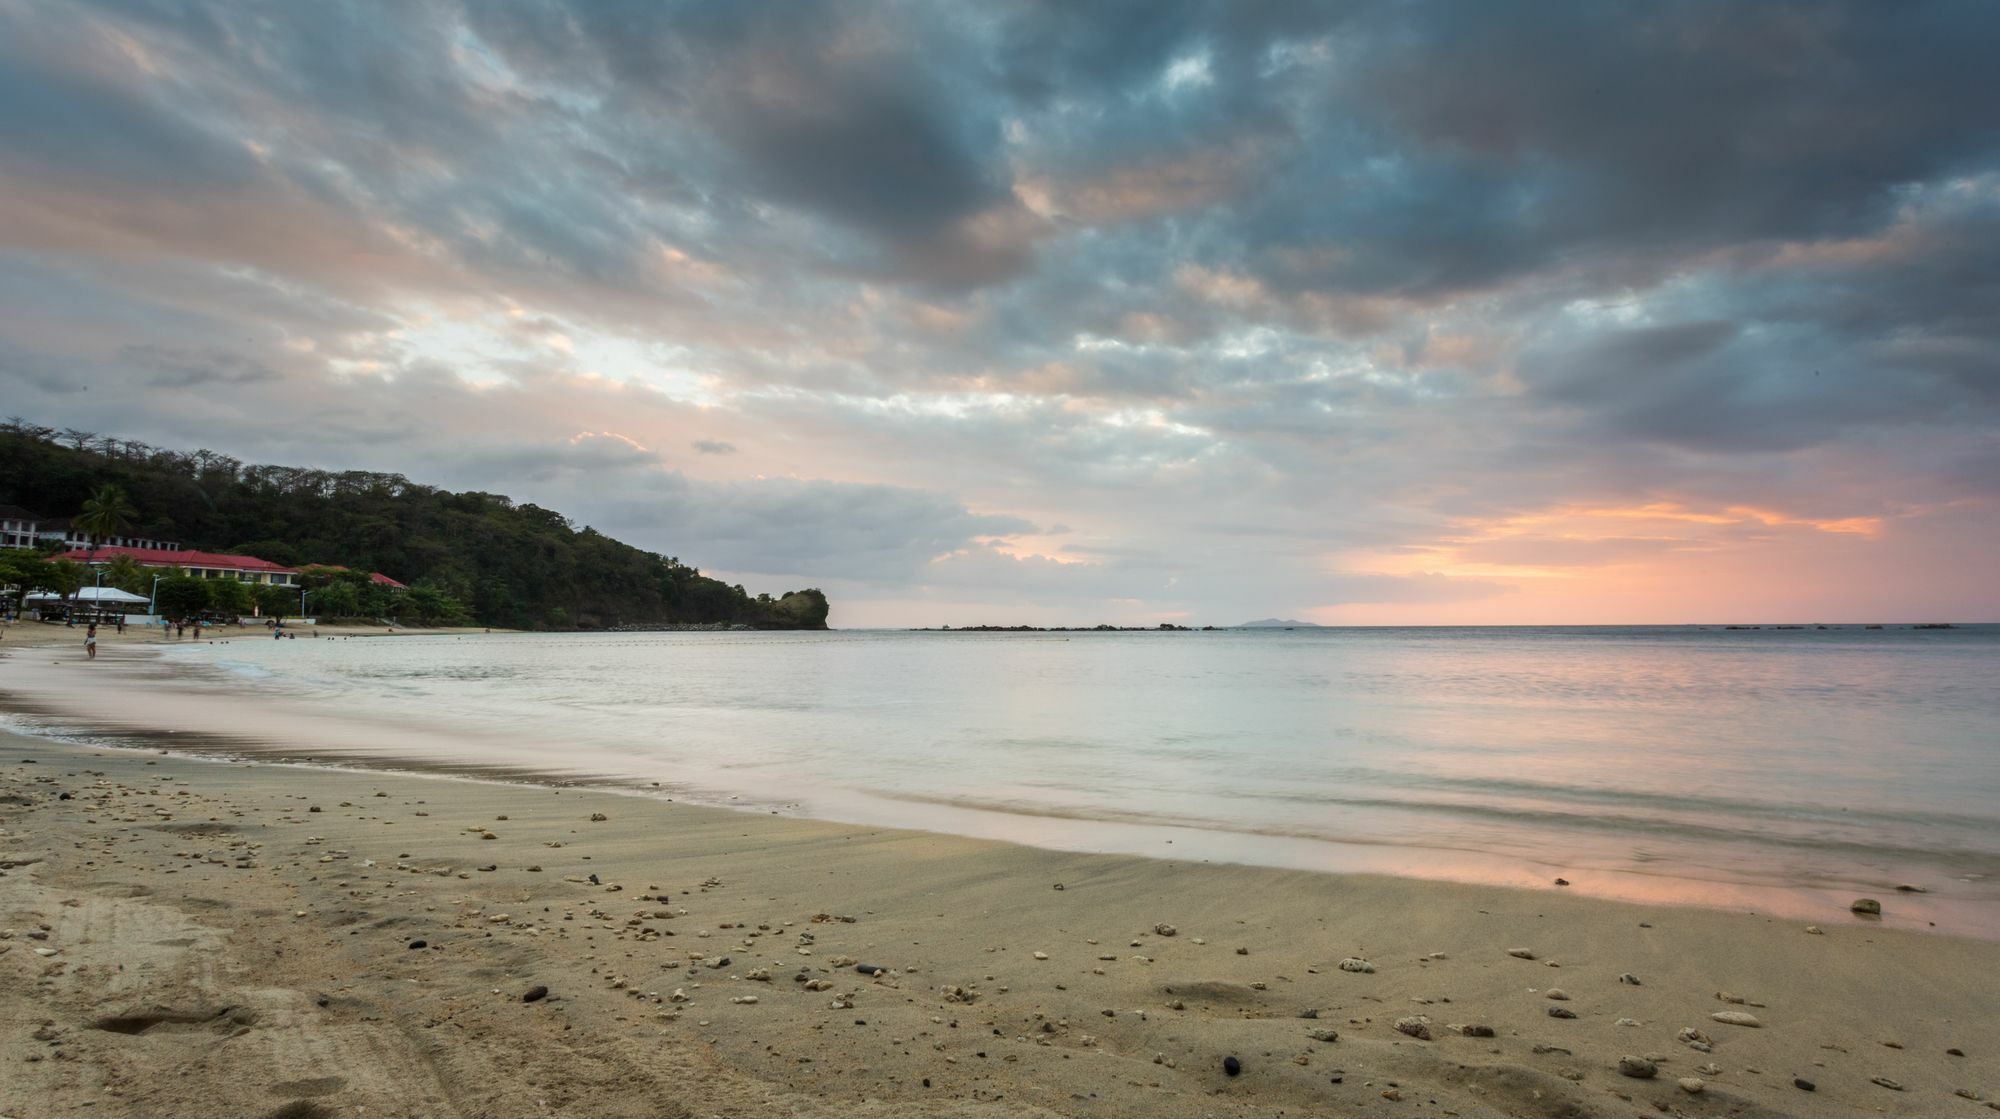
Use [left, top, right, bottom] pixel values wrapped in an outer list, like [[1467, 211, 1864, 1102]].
[[1678, 1077, 1705, 1093], [1393, 1016, 1432, 1040], [1617, 1056, 1657, 1079], [1870, 1076, 1905, 1091], [1850, 898, 1882, 915], [1711, 1011, 1761, 1028], [1337, 957, 1375, 973], [1223, 1056, 1241, 1077], [522, 985, 549, 1003], [1507, 948, 1537, 959], [1547, 1006, 1578, 1019], [1793, 1077, 1816, 1091]]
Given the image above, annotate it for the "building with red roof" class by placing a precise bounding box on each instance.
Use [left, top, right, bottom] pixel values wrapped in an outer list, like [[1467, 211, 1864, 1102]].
[[58, 545, 299, 587], [301, 564, 407, 590]]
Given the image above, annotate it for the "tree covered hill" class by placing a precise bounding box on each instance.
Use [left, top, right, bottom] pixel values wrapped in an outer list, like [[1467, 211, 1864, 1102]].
[[0, 420, 828, 631]]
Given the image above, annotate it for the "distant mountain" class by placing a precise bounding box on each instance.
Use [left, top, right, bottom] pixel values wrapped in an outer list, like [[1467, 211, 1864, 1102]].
[[1237, 618, 1322, 628]]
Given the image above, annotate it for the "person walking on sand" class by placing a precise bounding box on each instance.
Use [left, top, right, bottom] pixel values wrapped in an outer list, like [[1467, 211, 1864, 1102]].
[[85, 623, 98, 660]]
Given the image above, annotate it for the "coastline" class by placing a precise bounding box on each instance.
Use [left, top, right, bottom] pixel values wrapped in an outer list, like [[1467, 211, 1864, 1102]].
[[5, 728, 1997, 1117], [5, 633, 1997, 939]]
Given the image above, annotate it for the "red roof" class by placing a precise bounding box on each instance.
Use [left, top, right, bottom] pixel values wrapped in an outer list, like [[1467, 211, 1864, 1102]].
[[303, 563, 407, 589], [60, 545, 297, 574]]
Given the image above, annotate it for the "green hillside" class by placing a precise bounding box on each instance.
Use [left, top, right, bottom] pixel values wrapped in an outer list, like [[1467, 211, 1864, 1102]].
[[0, 421, 828, 631]]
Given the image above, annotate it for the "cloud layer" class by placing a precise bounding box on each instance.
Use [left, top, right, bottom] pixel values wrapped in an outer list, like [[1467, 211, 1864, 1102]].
[[3, 0, 1996, 624]]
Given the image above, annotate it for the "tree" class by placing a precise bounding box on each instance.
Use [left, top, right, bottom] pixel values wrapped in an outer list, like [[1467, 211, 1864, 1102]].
[[0, 552, 52, 613], [206, 578, 253, 618], [255, 584, 298, 619], [43, 558, 85, 618], [314, 580, 361, 618], [103, 554, 149, 595], [75, 483, 138, 554], [154, 577, 209, 623]]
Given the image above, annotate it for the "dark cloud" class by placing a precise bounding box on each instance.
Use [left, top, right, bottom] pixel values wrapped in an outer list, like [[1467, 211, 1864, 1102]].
[[0, 0, 1995, 623]]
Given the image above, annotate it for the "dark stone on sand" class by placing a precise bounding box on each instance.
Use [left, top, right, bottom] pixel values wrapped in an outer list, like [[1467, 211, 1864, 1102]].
[[1223, 1056, 1242, 1077], [58, 792, 72, 800], [1553, 877, 1568, 886], [1794, 1078, 1816, 1091], [1851, 898, 1882, 915], [1548, 1006, 1578, 1019], [308, 806, 321, 813], [1948, 1047, 1965, 1056], [1618, 1056, 1658, 1079], [1461, 1025, 1497, 1038], [522, 985, 549, 1003], [588, 873, 600, 885], [856, 963, 886, 976], [1299, 1008, 1319, 1019], [407, 939, 427, 950]]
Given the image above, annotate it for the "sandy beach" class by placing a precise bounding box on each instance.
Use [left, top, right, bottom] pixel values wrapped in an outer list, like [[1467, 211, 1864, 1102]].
[[0, 619, 500, 650], [3, 727, 1996, 1119]]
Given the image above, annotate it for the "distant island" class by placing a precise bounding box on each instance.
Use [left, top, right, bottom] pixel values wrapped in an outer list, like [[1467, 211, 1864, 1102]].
[[0, 420, 828, 631], [1237, 618, 1323, 628]]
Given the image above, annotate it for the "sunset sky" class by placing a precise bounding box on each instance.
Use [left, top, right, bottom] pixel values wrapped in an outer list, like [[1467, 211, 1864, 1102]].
[[2, 1, 1995, 626]]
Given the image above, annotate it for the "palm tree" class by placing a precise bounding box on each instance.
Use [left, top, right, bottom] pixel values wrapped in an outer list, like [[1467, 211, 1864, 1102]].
[[75, 483, 139, 555]]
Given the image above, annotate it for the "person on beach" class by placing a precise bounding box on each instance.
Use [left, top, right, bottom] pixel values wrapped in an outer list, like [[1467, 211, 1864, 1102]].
[[85, 623, 98, 659]]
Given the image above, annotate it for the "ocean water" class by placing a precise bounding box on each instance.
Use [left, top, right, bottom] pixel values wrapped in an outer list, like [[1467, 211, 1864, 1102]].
[[6, 625, 1999, 932]]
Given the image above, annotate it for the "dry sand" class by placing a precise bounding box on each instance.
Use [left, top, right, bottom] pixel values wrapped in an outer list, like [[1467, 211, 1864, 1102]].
[[2, 730, 1997, 1118]]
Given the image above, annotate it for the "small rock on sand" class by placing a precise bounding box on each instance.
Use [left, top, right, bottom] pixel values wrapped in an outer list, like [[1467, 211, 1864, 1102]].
[[1617, 1056, 1657, 1079], [1338, 958, 1374, 973], [522, 985, 549, 1003], [1794, 1077, 1816, 1091], [1678, 1077, 1705, 1093], [1870, 1076, 1904, 1091], [1850, 898, 1882, 915], [1153, 923, 1177, 937], [1545, 988, 1570, 1000], [1711, 1011, 1761, 1028], [1308, 1028, 1339, 1043], [1394, 1016, 1432, 1040], [1618, 972, 1641, 985], [407, 939, 427, 950], [1223, 1056, 1241, 1077], [1547, 1006, 1577, 1019], [1507, 948, 1537, 959], [1459, 1024, 1496, 1037]]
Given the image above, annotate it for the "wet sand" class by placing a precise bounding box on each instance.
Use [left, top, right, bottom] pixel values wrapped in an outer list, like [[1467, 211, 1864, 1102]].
[[3, 729, 1996, 1118]]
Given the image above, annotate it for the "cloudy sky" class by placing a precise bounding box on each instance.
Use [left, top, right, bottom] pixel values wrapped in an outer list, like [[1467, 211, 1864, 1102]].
[[3, 1, 1996, 626]]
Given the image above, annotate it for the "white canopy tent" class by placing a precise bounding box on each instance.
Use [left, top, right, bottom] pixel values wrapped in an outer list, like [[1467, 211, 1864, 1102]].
[[24, 586, 151, 606]]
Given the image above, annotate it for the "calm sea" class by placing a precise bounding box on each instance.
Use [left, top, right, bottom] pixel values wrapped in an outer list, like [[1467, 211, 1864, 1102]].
[[6, 625, 1999, 932]]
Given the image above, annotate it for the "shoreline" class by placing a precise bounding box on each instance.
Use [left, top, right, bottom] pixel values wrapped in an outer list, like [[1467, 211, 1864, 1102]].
[[4, 636, 1996, 940], [4, 728, 1997, 1117]]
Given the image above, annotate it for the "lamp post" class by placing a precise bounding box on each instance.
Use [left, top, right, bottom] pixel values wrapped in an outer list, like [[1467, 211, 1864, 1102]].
[[149, 573, 163, 617]]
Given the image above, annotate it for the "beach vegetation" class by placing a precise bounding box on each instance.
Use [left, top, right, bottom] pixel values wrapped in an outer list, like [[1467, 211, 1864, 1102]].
[[0, 422, 829, 629], [153, 576, 209, 623], [74, 483, 138, 553]]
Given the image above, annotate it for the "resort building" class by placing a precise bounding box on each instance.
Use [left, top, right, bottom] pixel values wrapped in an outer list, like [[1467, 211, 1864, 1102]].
[[304, 563, 408, 590], [38, 518, 183, 552], [0, 505, 42, 550], [57, 545, 298, 587]]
